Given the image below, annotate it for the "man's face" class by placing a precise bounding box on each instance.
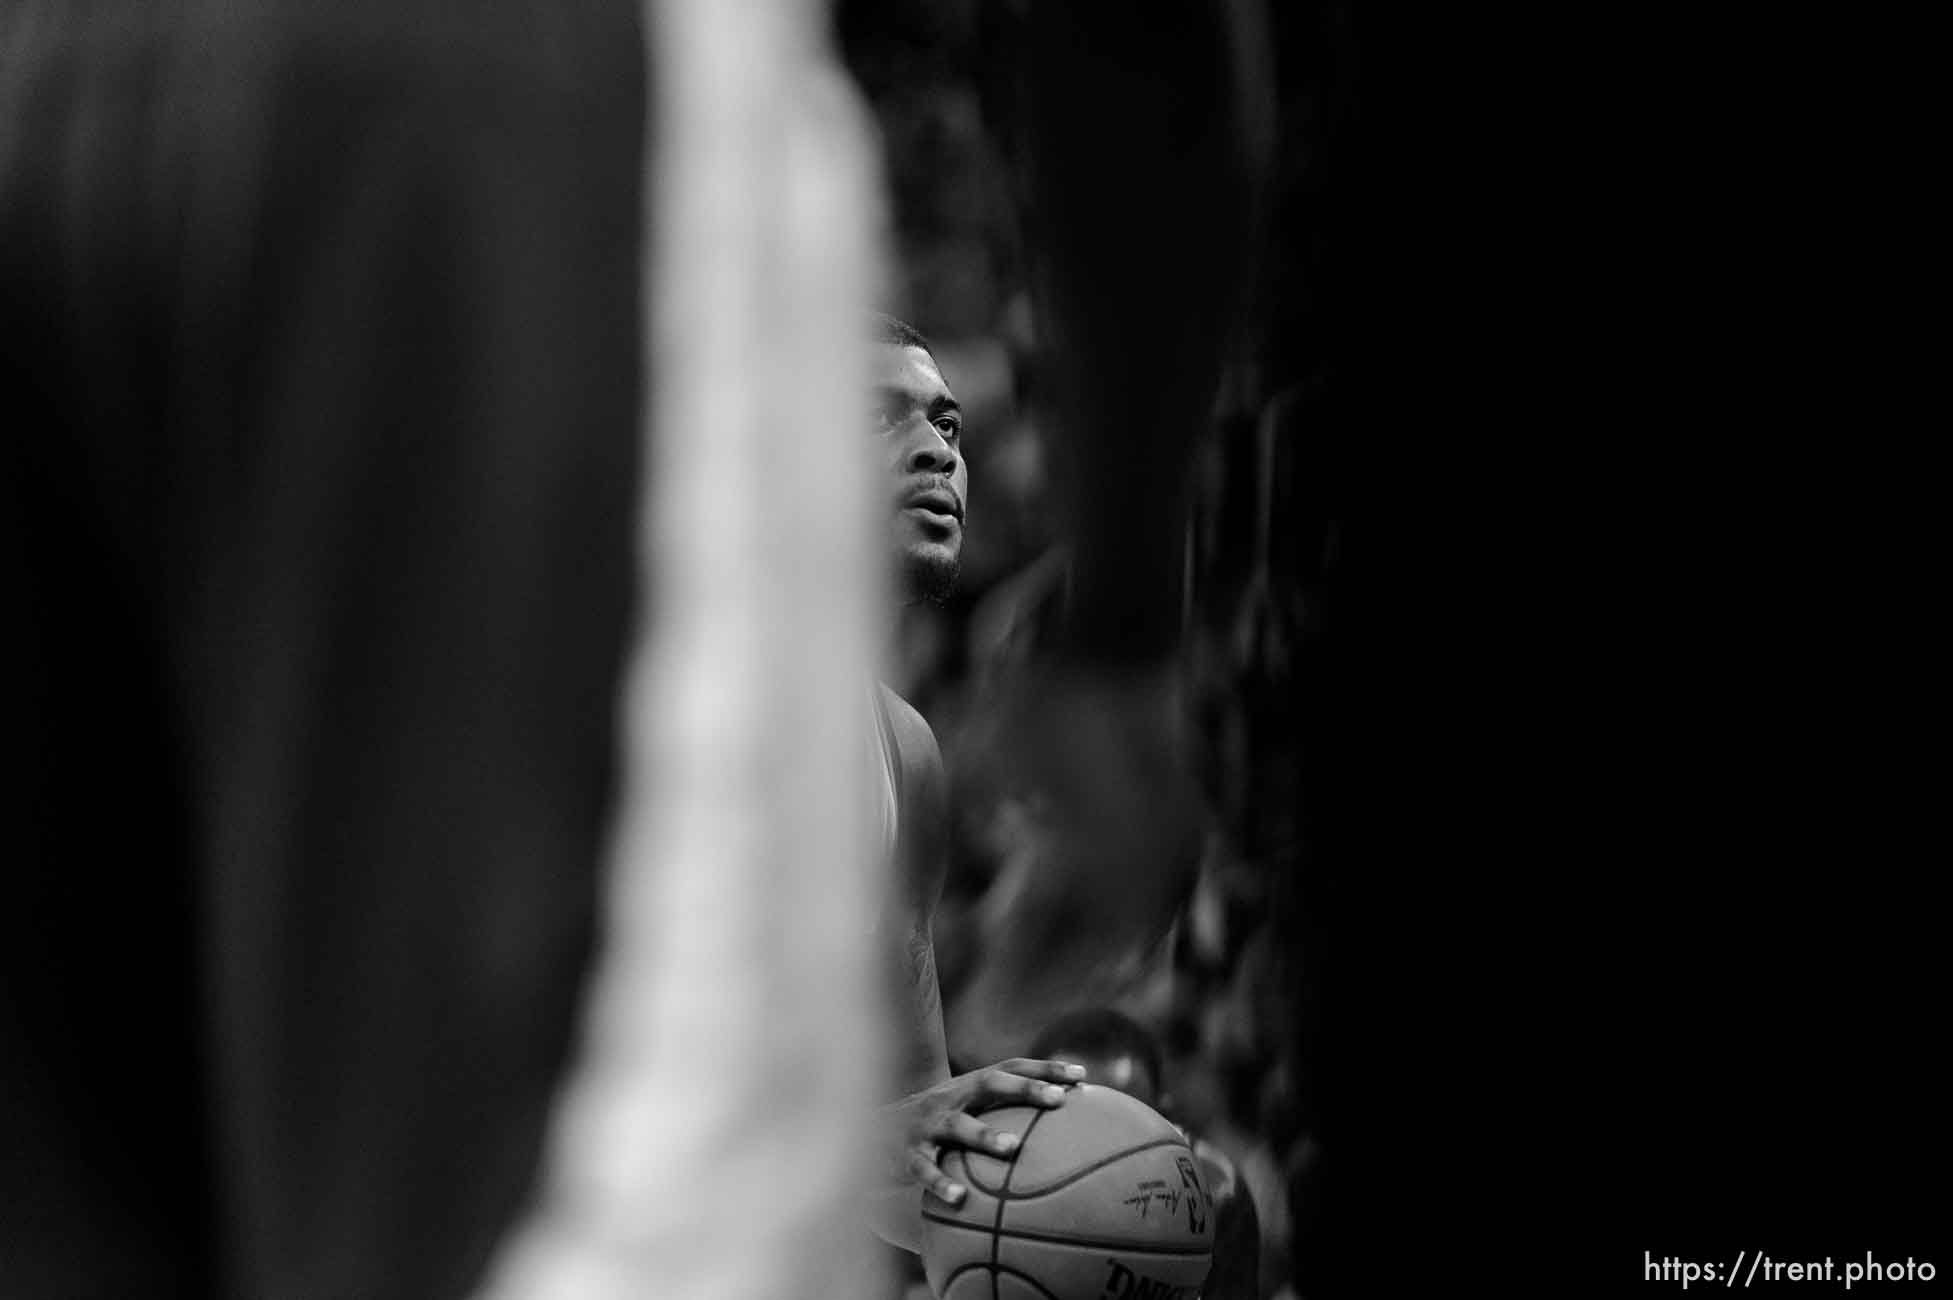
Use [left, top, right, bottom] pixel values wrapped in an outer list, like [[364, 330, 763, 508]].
[[872, 343, 966, 604]]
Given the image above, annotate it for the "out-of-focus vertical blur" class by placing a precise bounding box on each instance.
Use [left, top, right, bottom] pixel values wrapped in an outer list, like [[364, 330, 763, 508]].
[[475, 0, 891, 1296], [6, 0, 890, 1295]]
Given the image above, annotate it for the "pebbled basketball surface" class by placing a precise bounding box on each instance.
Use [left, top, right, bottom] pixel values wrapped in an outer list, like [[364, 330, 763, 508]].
[[920, 1084, 1215, 1299]]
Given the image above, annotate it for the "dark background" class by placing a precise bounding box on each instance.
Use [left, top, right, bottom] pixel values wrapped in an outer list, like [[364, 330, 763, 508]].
[[834, 2, 1946, 1294]]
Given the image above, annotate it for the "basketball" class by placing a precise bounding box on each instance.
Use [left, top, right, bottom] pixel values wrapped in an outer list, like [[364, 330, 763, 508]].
[[920, 1083, 1215, 1299]]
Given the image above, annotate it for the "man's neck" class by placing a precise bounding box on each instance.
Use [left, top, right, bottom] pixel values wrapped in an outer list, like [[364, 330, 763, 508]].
[[877, 597, 923, 686]]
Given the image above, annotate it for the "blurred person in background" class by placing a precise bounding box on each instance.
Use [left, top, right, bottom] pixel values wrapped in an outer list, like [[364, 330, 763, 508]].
[[919, 0, 1274, 1069]]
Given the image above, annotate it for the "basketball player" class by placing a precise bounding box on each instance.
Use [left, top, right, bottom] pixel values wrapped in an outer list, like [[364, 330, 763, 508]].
[[864, 0, 1277, 1272], [861, 315, 1089, 1253]]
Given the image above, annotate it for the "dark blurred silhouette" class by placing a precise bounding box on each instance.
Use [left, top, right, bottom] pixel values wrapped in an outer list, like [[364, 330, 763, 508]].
[[3, 4, 643, 1296]]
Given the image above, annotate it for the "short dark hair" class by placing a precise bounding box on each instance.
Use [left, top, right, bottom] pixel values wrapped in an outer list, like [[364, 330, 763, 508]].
[[1029, 1007, 1165, 1088], [872, 311, 934, 356]]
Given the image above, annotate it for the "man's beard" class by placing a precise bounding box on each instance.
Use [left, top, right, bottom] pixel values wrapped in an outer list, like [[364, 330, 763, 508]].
[[902, 551, 960, 606]]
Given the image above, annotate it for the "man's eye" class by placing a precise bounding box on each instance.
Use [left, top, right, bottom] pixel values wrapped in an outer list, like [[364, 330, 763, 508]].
[[935, 417, 961, 440]]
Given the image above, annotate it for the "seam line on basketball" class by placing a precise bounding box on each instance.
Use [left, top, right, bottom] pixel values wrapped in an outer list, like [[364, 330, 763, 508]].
[[991, 1263, 1064, 1300], [938, 1262, 990, 1296], [987, 1224, 1216, 1257], [921, 1212, 1214, 1257], [924, 1212, 999, 1231], [995, 1107, 1049, 1300], [992, 1135, 1192, 1199]]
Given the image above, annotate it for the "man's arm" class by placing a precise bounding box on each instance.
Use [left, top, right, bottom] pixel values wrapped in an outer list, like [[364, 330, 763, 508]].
[[882, 686, 954, 1092], [866, 688, 1083, 1252]]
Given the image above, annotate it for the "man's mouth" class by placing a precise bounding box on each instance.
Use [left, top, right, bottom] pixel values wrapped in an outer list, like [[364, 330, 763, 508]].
[[901, 488, 963, 523]]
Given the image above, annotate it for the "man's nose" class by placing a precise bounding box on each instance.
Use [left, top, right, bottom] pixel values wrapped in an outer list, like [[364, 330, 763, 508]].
[[904, 426, 958, 476]]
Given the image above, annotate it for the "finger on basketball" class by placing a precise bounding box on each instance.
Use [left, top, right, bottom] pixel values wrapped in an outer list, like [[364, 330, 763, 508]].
[[977, 1066, 1072, 1109], [934, 1109, 1021, 1158], [994, 1057, 1088, 1083], [911, 1148, 966, 1206]]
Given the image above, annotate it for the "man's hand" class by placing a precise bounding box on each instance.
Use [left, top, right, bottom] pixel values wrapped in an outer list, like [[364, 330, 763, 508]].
[[881, 1059, 1086, 1207]]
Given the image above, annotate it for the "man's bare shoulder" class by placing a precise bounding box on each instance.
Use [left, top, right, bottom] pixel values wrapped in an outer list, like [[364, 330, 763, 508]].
[[877, 683, 948, 913], [876, 683, 943, 790]]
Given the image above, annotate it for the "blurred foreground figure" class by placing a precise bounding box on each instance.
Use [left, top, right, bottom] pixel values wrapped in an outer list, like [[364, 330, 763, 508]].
[[3, 0, 891, 1296]]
